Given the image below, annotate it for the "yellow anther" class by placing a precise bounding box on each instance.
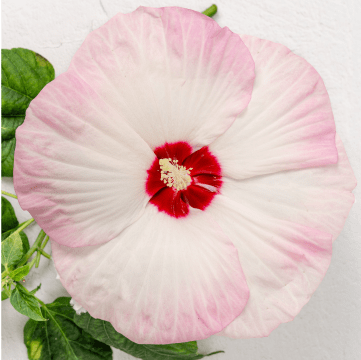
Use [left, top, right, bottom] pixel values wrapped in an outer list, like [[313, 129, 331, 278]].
[[159, 158, 192, 191]]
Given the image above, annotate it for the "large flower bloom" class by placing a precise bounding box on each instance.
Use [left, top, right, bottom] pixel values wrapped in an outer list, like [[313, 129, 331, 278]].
[[14, 7, 356, 344]]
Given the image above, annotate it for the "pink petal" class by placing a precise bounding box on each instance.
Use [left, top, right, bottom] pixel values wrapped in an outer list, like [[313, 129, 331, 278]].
[[210, 35, 337, 179], [68, 6, 255, 150], [14, 72, 155, 247], [206, 135, 355, 338], [207, 195, 333, 338], [220, 135, 356, 242], [52, 206, 249, 344]]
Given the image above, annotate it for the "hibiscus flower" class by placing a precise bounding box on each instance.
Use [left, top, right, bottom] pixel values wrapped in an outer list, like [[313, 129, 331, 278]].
[[14, 6, 356, 345]]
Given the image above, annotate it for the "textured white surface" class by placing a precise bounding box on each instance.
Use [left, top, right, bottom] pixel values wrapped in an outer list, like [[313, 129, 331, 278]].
[[1, 0, 361, 359]]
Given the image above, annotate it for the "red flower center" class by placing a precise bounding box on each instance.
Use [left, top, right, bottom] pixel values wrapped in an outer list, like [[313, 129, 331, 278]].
[[146, 142, 222, 218]]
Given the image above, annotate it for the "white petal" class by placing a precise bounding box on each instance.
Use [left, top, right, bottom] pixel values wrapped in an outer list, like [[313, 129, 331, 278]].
[[69, 7, 254, 150], [14, 72, 155, 247], [206, 135, 356, 338], [70, 298, 87, 315], [210, 35, 337, 179], [52, 206, 249, 344], [219, 135, 356, 241], [207, 195, 333, 338]]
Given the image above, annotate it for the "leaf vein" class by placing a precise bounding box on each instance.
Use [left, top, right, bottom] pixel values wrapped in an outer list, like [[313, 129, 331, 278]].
[[43, 306, 78, 359], [1, 84, 33, 101]]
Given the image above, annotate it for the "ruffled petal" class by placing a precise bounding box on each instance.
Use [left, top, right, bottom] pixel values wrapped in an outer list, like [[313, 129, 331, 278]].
[[206, 135, 356, 338], [52, 205, 249, 344], [207, 195, 332, 338], [69, 6, 255, 150], [14, 72, 155, 247], [219, 135, 356, 242], [210, 35, 337, 179]]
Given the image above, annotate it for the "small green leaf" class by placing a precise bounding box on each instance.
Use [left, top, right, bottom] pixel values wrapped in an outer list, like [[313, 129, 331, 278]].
[[10, 284, 46, 321], [1, 231, 23, 268], [2, 226, 30, 253], [29, 283, 41, 295], [9, 263, 30, 281], [24, 297, 112, 360], [1, 196, 19, 233], [1, 226, 29, 273], [202, 5, 218, 18], [2, 289, 10, 301], [74, 312, 222, 360], [1, 48, 55, 177]]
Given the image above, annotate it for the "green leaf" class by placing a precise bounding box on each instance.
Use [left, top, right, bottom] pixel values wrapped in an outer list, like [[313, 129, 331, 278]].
[[202, 5, 218, 17], [1, 48, 55, 176], [24, 297, 112, 360], [1, 198, 28, 272], [2, 289, 10, 301], [1, 226, 29, 273], [1, 138, 16, 176], [74, 312, 223, 360], [29, 283, 41, 295], [1, 230, 23, 268], [2, 226, 30, 253], [1, 196, 19, 233], [1, 115, 25, 141], [10, 284, 46, 321], [9, 263, 30, 281]]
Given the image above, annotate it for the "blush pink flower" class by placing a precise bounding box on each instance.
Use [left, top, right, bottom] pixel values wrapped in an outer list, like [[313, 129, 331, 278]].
[[14, 6, 356, 344]]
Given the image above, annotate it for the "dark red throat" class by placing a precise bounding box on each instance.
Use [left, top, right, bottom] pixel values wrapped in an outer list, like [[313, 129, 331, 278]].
[[146, 142, 222, 218]]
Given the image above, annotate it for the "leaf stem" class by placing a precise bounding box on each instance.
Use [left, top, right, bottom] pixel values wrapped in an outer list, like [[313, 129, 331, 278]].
[[1, 190, 18, 199], [38, 249, 51, 259], [3, 263, 10, 277], [41, 235, 49, 250], [24, 256, 38, 274], [17, 229, 46, 267], [36, 297, 46, 307], [4, 284, 12, 297], [14, 218, 35, 234], [35, 234, 51, 267], [202, 4, 218, 17], [35, 250, 41, 268], [205, 350, 225, 356], [18, 219, 32, 228]]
